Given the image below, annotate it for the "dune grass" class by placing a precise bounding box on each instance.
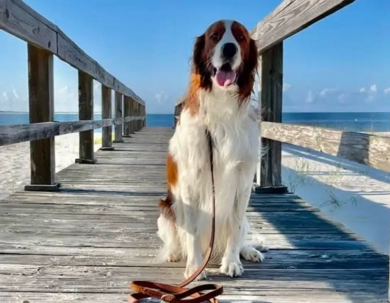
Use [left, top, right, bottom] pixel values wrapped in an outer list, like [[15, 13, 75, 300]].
[[94, 133, 115, 145]]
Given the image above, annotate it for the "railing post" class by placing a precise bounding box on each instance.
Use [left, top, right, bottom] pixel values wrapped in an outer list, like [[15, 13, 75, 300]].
[[123, 96, 131, 137], [24, 44, 59, 192], [141, 104, 146, 128], [113, 91, 124, 143], [174, 103, 182, 128], [137, 103, 142, 131], [75, 71, 96, 164], [255, 42, 287, 194], [101, 85, 114, 151], [130, 98, 136, 134], [133, 102, 138, 131], [135, 102, 140, 131]]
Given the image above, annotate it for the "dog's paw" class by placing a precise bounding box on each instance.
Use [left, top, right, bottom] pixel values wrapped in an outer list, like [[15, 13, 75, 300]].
[[240, 246, 264, 262], [184, 264, 207, 281], [220, 256, 244, 277], [166, 253, 181, 262]]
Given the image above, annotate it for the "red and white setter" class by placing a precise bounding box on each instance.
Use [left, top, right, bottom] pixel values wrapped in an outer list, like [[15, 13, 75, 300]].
[[157, 19, 265, 280]]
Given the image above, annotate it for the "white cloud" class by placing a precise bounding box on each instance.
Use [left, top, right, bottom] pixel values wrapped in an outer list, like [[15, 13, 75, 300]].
[[337, 93, 347, 103], [12, 86, 19, 100], [155, 92, 168, 104], [305, 91, 314, 103], [56, 85, 77, 100], [2, 91, 8, 101], [358, 84, 377, 103], [384, 87, 390, 95], [320, 88, 338, 97], [282, 83, 291, 92], [54, 85, 78, 112]]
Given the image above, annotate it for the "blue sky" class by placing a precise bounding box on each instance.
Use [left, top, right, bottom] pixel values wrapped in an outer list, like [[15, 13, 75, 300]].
[[0, 0, 389, 113]]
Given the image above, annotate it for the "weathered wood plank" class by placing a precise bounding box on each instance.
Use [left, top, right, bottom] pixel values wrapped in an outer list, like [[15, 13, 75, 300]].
[[251, 0, 355, 54], [1, 248, 385, 270], [113, 91, 124, 143], [76, 70, 95, 164], [130, 97, 135, 134], [0, 0, 144, 105], [0, 0, 57, 52], [259, 42, 283, 187], [261, 122, 390, 172], [0, 117, 144, 146], [101, 85, 113, 150], [25, 43, 57, 190], [123, 96, 132, 136], [141, 104, 146, 128], [0, 292, 385, 303], [0, 128, 386, 302], [0, 264, 386, 291]]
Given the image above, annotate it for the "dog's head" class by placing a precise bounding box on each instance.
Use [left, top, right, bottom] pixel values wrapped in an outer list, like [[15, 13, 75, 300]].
[[191, 20, 258, 100]]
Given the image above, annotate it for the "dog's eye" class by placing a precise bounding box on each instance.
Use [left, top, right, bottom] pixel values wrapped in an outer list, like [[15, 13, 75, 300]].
[[210, 33, 219, 40], [237, 35, 245, 42]]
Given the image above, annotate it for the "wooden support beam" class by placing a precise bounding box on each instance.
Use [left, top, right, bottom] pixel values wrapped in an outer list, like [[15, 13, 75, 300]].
[[136, 103, 142, 131], [123, 96, 131, 137], [257, 42, 287, 193], [113, 92, 124, 143], [174, 103, 182, 128], [137, 103, 142, 131], [255, 63, 262, 187], [130, 98, 136, 134], [24, 44, 59, 192], [101, 85, 113, 150], [141, 105, 146, 128], [75, 71, 96, 164], [133, 102, 138, 131]]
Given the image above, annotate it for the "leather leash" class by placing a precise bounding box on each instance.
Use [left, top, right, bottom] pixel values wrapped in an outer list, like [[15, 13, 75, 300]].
[[129, 129, 223, 303]]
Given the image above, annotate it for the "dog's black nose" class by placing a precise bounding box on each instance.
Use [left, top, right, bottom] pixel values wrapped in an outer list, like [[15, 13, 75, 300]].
[[222, 43, 237, 58]]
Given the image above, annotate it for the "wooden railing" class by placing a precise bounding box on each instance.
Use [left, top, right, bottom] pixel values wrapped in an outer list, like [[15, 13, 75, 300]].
[[0, 0, 146, 191], [174, 0, 390, 190]]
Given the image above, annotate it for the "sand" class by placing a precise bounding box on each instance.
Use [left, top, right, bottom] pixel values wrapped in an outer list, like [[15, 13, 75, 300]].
[[1, 130, 389, 255], [0, 132, 102, 200], [281, 131, 390, 255]]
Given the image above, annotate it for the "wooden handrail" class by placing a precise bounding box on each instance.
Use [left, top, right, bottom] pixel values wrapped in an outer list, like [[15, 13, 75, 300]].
[[0, 0, 147, 191], [0, 116, 145, 147], [261, 122, 390, 173], [250, 0, 354, 54], [0, 0, 144, 106]]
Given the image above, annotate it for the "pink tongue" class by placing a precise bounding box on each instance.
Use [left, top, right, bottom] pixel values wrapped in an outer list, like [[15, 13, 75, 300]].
[[215, 70, 236, 87]]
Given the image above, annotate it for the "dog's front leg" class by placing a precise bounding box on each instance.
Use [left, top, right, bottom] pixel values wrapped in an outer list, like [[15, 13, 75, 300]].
[[220, 204, 244, 277], [220, 180, 252, 277], [182, 191, 207, 280]]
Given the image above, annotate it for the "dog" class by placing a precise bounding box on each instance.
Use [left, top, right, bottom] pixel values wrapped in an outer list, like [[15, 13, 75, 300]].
[[157, 19, 264, 280]]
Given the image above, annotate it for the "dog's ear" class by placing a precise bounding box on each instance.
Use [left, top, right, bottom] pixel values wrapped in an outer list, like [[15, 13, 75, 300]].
[[192, 34, 205, 74], [247, 38, 259, 74], [237, 38, 259, 100]]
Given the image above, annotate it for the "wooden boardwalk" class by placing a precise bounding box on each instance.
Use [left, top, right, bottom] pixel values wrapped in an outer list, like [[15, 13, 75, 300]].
[[0, 128, 388, 303]]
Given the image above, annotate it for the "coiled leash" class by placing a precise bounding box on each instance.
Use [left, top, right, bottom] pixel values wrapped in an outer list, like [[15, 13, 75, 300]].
[[129, 129, 223, 303]]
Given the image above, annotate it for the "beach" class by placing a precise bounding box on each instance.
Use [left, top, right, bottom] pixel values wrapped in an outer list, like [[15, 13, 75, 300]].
[[1, 130, 390, 256], [281, 132, 390, 255], [0, 132, 102, 200]]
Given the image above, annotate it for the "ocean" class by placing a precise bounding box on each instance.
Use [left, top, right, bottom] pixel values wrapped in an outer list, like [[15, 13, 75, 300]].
[[0, 112, 389, 133]]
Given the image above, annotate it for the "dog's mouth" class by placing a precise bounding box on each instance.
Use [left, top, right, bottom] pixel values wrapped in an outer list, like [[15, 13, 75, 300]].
[[212, 63, 237, 87]]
